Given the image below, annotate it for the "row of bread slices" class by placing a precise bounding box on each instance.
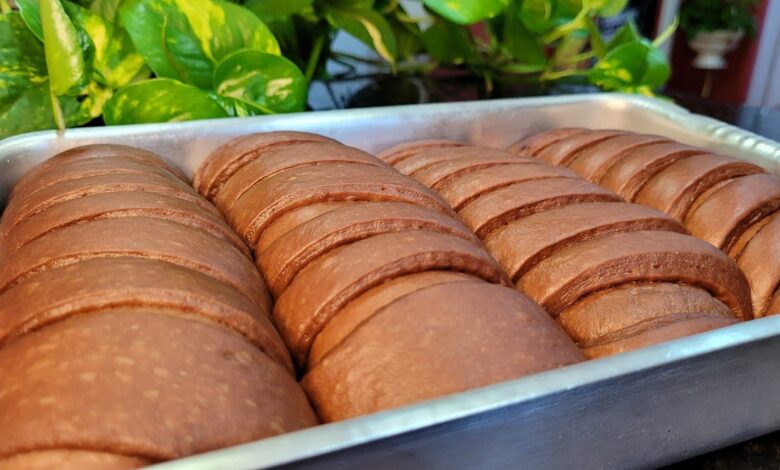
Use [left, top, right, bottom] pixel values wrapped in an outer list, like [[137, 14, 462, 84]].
[[0, 145, 318, 468], [193, 131, 585, 422], [510, 128, 780, 317], [379, 139, 752, 357]]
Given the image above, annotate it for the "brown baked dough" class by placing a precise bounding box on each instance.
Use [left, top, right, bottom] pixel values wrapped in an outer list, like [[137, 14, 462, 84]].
[[685, 174, 780, 252], [534, 130, 626, 166], [9, 157, 187, 205], [438, 162, 578, 210], [195, 131, 336, 200], [8, 144, 187, 203], [557, 283, 734, 351], [2, 191, 249, 259], [213, 142, 385, 212], [260, 202, 478, 297], [301, 281, 584, 422], [0, 450, 150, 470], [0, 257, 291, 371], [256, 202, 352, 256], [566, 134, 670, 182], [684, 177, 736, 218], [377, 139, 466, 165], [458, 176, 622, 239], [411, 155, 537, 191], [582, 315, 737, 358], [1, 172, 211, 238], [0, 311, 316, 461], [598, 142, 706, 201], [227, 163, 454, 247], [0, 217, 271, 312], [485, 202, 685, 282], [507, 128, 587, 156], [737, 214, 780, 316], [274, 230, 510, 365], [307, 271, 478, 368], [765, 290, 780, 316], [634, 153, 765, 221], [518, 230, 753, 319], [394, 146, 532, 176], [728, 212, 776, 259]]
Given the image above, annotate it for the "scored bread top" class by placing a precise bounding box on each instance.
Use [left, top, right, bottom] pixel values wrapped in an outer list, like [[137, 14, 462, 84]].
[[259, 202, 478, 298], [195, 131, 335, 200], [0, 311, 315, 460], [0, 257, 291, 372], [274, 230, 510, 366]]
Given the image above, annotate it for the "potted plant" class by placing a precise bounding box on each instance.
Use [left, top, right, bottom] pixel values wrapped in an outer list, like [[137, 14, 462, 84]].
[[680, 0, 758, 69]]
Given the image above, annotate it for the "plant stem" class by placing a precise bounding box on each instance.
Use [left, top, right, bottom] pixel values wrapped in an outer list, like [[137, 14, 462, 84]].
[[49, 86, 65, 132], [541, 69, 588, 81], [653, 15, 679, 48], [305, 33, 326, 83]]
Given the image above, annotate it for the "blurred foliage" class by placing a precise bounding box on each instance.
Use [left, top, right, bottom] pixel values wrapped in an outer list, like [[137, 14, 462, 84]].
[[0, 0, 675, 138]]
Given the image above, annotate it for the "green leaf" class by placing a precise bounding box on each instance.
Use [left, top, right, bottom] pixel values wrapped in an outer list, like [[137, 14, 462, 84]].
[[589, 41, 670, 92], [104, 78, 229, 124], [120, 0, 280, 89], [325, 6, 397, 64], [16, 0, 44, 40], [214, 49, 306, 114], [244, 0, 312, 22], [606, 21, 641, 50], [41, 0, 93, 96], [421, 21, 474, 64], [502, 2, 546, 66], [68, 3, 149, 88], [595, 0, 628, 16], [423, 0, 508, 24], [519, 0, 554, 34], [89, 0, 121, 21], [387, 11, 422, 60]]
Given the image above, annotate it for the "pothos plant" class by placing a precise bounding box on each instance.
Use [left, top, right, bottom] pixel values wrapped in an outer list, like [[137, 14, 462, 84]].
[[0, 0, 674, 139]]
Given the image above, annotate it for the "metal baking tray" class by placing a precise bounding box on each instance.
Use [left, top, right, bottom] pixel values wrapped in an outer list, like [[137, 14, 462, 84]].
[[2, 93, 780, 469]]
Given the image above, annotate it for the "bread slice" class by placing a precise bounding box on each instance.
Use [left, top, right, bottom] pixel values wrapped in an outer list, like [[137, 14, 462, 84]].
[[307, 271, 478, 368], [518, 230, 753, 319], [486, 202, 685, 282], [0, 217, 271, 312], [260, 202, 478, 297], [737, 214, 780, 316], [195, 131, 335, 200], [0, 257, 291, 372], [685, 174, 780, 252], [634, 153, 764, 221], [598, 143, 706, 201], [438, 162, 577, 210], [214, 142, 385, 213], [0, 311, 315, 461], [2, 191, 249, 259], [8, 144, 187, 203], [377, 139, 465, 165], [558, 282, 735, 358], [566, 134, 670, 182], [274, 230, 510, 366], [535, 130, 626, 166], [227, 163, 454, 246], [458, 177, 622, 239], [301, 282, 584, 422], [507, 128, 587, 157]]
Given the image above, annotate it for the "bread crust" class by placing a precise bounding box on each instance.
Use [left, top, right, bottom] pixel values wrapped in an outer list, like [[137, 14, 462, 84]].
[[195, 131, 335, 200], [301, 282, 584, 422], [260, 202, 478, 297], [518, 230, 753, 319], [274, 230, 510, 365]]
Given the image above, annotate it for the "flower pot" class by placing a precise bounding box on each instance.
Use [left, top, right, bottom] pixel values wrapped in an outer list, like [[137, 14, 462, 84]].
[[688, 29, 745, 70]]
